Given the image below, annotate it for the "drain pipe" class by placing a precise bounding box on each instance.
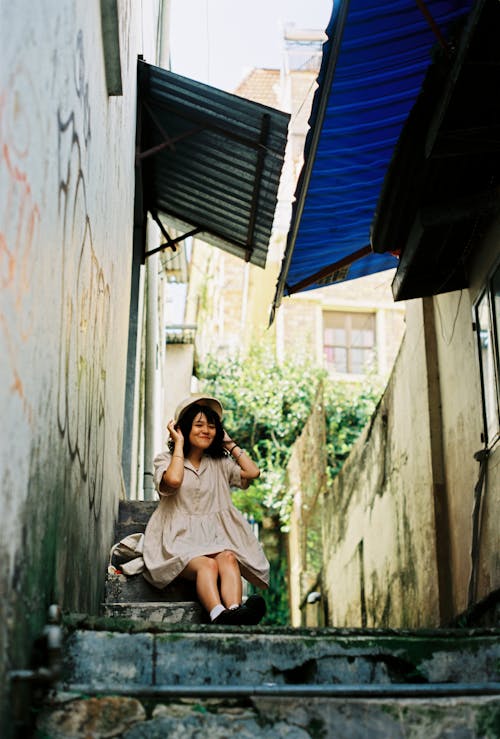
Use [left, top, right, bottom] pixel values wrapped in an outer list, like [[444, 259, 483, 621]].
[[143, 252, 159, 500], [59, 682, 500, 700]]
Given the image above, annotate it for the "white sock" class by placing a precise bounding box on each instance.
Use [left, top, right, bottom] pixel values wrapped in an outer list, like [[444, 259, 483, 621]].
[[210, 604, 226, 621], [228, 603, 240, 610]]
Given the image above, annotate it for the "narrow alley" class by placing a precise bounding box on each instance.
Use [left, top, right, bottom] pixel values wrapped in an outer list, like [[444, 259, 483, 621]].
[[2, 1, 500, 737]]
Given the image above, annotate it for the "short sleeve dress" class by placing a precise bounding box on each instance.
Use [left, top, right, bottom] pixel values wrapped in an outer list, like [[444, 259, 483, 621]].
[[142, 450, 270, 590]]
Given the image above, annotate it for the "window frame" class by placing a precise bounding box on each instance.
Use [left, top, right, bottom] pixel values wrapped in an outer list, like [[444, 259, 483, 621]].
[[322, 310, 376, 377], [473, 258, 500, 448]]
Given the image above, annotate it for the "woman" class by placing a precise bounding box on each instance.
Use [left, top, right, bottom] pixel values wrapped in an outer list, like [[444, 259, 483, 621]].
[[143, 394, 269, 625]]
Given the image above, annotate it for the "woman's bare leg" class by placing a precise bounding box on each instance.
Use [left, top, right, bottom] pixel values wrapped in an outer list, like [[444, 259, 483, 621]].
[[215, 550, 242, 607], [181, 556, 221, 613]]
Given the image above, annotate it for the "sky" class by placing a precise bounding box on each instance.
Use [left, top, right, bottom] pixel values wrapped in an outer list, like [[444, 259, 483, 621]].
[[169, 0, 333, 92]]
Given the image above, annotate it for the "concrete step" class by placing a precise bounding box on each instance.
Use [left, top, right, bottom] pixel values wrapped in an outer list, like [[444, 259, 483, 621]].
[[35, 691, 500, 738], [114, 500, 158, 540], [102, 601, 206, 625], [36, 619, 500, 737], [104, 570, 198, 605], [59, 619, 500, 690], [107, 500, 200, 616]]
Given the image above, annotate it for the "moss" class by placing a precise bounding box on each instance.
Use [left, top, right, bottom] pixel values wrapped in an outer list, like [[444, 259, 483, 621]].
[[380, 703, 400, 719], [307, 717, 327, 738], [476, 703, 500, 738]]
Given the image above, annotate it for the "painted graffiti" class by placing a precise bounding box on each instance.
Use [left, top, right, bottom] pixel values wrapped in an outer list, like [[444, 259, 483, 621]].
[[0, 66, 41, 425], [74, 30, 91, 148], [56, 32, 110, 518]]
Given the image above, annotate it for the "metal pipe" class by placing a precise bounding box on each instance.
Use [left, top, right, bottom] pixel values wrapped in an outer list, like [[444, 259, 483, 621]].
[[59, 682, 500, 699], [143, 253, 159, 500]]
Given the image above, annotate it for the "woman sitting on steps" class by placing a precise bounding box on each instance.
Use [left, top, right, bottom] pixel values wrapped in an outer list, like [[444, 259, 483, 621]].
[[143, 394, 269, 625]]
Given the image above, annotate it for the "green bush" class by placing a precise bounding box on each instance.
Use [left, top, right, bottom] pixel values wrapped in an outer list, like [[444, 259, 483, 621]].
[[197, 345, 380, 528]]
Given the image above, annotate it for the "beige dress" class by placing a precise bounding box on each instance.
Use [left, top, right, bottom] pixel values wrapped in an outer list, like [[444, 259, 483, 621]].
[[143, 451, 270, 589]]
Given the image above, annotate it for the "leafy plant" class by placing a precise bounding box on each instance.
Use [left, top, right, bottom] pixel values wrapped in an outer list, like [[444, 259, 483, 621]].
[[197, 345, 380, 527]]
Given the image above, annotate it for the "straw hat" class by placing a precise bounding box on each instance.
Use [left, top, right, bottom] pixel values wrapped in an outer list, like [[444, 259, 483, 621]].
[[174, 394, 224, 424]]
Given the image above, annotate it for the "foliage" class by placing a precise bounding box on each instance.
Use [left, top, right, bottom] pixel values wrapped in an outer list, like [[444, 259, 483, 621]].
[[196, 345, 381, 528], [197, 345, 321, 524], [324, 381, 381, 484], [261, 547, 290, 626]]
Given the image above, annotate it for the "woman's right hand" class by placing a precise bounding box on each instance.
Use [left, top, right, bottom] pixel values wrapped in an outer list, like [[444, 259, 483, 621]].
[[167, 420, 184, 446]]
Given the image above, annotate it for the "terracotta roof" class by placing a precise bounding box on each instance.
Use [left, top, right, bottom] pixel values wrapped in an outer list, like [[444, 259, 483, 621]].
[[234, 69, 283, 111]]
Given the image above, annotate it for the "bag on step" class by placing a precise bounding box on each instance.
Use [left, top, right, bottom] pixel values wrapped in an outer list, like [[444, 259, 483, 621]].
[[108, 532, 145, 576]]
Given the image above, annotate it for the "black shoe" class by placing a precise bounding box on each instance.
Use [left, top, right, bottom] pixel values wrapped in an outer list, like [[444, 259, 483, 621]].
[[238, 595, 266, 625], [245, 595, 266, 619], [212, 608, 243, 625]]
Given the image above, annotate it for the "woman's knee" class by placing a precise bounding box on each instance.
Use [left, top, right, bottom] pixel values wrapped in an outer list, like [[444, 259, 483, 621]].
[[199, 556, 219, 576], [184, 555, 219, 579], [216, 550, 238, 568]]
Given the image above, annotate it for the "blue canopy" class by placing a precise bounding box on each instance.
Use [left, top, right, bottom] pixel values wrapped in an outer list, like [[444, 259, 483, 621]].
[[272, 0, 475, 312]]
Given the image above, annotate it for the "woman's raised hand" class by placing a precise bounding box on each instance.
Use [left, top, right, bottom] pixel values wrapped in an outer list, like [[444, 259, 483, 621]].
[[167, 420, 184, 445]]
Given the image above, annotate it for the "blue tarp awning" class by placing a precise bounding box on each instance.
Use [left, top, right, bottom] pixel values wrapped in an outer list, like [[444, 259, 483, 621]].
[[272, 0, 475, 313]]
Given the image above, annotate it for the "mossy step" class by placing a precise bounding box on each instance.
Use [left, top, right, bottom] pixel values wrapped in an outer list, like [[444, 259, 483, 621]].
[[61, 626, 500, 689], [104, 571, 197, 604], [36, 691, 500, 739], [114, 500, 158, 541], [102, 601, 206, 625]]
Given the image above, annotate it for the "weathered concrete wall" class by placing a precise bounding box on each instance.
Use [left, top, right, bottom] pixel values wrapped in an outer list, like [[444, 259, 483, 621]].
[[322, 225, 500, 628], [435, 221, 500, 614], [323, 300, 442, 627], [287, 392, 327, 626], [0, 0, 163, 732]]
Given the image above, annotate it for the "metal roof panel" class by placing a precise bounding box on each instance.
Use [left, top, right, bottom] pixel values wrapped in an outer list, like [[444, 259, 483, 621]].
[[138, 62, 290, 267]]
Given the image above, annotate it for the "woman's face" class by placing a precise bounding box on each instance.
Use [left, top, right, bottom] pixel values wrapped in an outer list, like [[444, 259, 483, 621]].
[[188, 411, 216, 451]]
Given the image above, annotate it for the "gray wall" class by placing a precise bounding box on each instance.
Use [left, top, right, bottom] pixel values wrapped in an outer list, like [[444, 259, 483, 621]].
[[435, 225, 500, 615], [322, 226, 500, 628], [0, 0, 163, 731], [323, 300, 442, 628]]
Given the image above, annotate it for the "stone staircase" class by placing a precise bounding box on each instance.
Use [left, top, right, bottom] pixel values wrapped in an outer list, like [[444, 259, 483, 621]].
[[103, 500, 207, 625], [32, 501, 500, 737]]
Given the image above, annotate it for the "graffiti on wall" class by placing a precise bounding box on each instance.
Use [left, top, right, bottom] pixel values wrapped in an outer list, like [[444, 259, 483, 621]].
[[56, 31, 111, 519], [0, 66, 41, 426]]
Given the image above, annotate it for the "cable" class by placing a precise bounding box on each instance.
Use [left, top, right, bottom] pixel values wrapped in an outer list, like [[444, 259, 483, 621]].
[[435, 290, 463, 346]]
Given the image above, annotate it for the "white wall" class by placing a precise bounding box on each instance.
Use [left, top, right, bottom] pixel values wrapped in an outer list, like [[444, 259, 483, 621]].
[[0, 0, 165, 731]]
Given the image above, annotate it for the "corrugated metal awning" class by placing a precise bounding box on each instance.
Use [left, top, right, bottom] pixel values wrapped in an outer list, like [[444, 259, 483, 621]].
[[271, 0, 475, 316], [137, 60, 290, 268]]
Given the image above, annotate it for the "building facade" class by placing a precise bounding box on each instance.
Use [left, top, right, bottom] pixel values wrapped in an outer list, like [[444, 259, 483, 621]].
[[322, 234, 500, 627], [0, 1, 169, 732]]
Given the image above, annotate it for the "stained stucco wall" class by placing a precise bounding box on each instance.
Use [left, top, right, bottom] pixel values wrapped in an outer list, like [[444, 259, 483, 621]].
[[322, 300, 442, 627], [0, 1, 162, 730], [435, 223, 500, 614], [322, 228, 500, 628], [287, 393, 327, 626]]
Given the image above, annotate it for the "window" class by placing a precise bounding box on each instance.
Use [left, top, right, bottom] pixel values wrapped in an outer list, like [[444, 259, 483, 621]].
[[323, 311, 376, 375], [474, 261, 500, 446]]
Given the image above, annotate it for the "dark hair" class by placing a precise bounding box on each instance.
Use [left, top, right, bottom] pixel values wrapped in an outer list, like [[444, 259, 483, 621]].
[[168, 403, 226, 458]]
